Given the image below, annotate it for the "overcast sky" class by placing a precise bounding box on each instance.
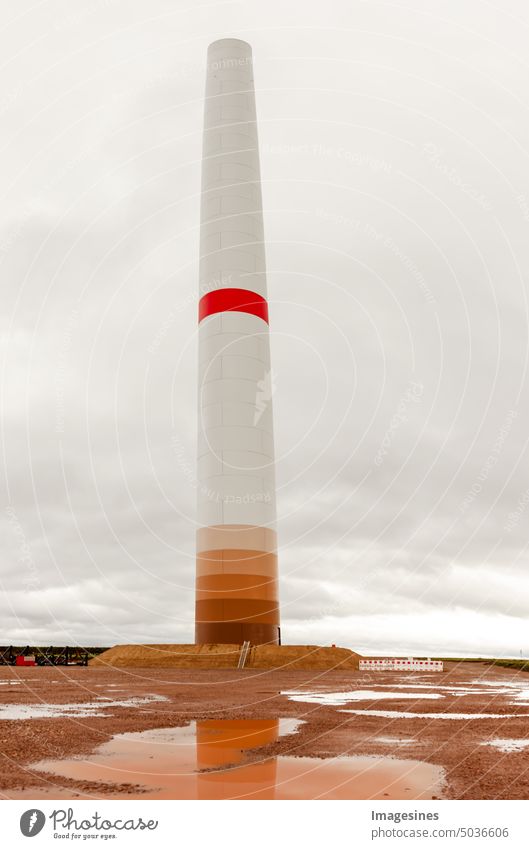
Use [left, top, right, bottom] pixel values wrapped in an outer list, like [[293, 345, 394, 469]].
[[1, 0, 529, 656]]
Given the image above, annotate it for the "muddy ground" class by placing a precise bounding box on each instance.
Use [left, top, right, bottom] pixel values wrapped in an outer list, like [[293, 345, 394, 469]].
[[0, 661, 528, 799]]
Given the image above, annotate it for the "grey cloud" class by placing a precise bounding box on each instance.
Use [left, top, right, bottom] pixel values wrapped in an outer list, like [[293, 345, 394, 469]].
[[1, 0, 529, 655]]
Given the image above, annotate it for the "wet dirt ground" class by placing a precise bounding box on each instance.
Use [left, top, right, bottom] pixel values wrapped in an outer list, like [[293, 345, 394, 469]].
[[0, 661, 528, 800]]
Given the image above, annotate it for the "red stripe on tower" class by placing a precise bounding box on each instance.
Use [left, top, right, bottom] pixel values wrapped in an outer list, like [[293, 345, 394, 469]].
[[199, 287, 269, 324]]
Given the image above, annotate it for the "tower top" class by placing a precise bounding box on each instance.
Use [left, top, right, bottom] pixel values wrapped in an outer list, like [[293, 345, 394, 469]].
[[207, 38, 252, 54]]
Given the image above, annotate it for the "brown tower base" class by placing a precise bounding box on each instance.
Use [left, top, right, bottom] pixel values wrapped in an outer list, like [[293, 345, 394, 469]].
[[195, 529, 280, 647], [195, 621, 280, 646]]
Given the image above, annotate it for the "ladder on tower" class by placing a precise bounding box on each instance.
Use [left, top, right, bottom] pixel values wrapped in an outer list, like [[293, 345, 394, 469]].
[[238, 640, 251, 669]]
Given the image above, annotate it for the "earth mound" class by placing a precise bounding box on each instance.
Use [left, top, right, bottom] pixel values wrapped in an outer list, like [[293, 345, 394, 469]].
[[89, 643, 360, 670]]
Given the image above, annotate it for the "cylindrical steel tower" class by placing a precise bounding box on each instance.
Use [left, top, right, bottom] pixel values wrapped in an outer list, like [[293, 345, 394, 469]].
[[195, 38, 280, 645]]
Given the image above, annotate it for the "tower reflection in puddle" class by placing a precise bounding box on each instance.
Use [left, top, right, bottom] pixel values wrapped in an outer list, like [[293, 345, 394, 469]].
[[196, 720, 279, 799]]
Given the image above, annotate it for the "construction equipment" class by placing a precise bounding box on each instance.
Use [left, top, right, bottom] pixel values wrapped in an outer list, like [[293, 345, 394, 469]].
[[0, 646, 107, 666]]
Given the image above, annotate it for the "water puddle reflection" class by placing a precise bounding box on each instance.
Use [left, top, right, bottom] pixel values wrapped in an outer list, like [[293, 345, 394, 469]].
[[482, 739, 529, 753], [284, 689, 443, 706], [341, 709, 529, 720], [28, 719, 444, 800], [0, 694, 167, 720]]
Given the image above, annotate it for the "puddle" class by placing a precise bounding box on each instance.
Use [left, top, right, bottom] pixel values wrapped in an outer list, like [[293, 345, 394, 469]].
[[362, 682, 529, 697], [341, 709, 529, 720], [374, 737, 416, 745], [510, 689, 529, 704], [0, 694, 167, 720], [284, 690, 443, 706], [377, 684, 508, 694], [0, 681, 22, 685], [26, 719, 444, 800], [376, 684, 446, 690], [482, 739, 529, 753]]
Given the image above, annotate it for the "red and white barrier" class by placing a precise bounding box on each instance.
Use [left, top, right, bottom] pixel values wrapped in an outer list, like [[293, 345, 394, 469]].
[[359, 658, 443, 672]]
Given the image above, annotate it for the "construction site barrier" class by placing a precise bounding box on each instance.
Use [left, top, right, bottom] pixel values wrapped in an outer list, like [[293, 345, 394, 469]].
[[359, 658, 443, 672]]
